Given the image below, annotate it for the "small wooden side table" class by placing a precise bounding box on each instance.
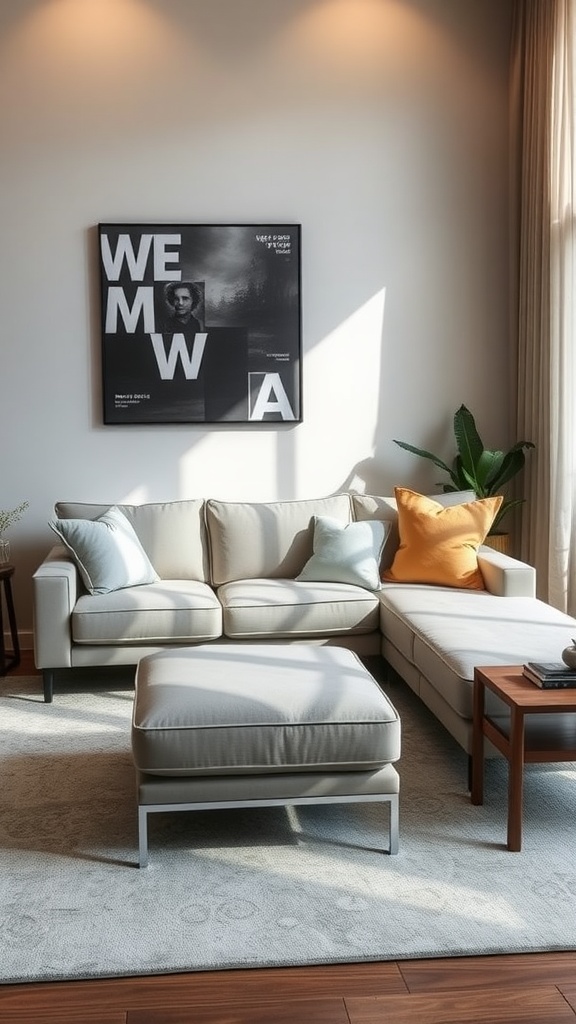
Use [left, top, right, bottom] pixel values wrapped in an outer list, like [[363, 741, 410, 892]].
[[471, 665, 576, 851], [0, 564, 20, 675]]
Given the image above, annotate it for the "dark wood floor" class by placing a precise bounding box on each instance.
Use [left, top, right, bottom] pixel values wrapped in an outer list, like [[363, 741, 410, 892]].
[[2, 654, 576, 1024], [1, 955, 576, 1024]]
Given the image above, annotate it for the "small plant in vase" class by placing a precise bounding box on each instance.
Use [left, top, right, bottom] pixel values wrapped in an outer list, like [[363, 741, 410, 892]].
[[0, 500, 29, 564]]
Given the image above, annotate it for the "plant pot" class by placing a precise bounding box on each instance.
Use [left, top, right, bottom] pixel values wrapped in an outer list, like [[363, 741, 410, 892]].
[[482, 533, 510, 555]]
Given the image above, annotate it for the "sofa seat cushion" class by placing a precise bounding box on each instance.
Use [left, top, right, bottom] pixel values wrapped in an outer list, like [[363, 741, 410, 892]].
[[218, 578, 380, 639], [71, 580, 222, 645], [380, 584, 576, 719], [132, 645, 401, 776]]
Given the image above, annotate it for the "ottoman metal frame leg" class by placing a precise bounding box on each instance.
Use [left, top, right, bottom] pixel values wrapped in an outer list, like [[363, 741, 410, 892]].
[[137, 790, 399, 868]]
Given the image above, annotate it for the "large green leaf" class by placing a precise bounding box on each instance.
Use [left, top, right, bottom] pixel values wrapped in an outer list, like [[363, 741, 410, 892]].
[[451, 455, 477, 491], [392, 439, 453, 476], [474, 450, 504, 494], [486, 443, 535, 491], [453, 405, 484, 477]]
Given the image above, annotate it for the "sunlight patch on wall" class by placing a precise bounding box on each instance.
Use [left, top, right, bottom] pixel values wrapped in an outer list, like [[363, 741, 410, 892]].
[[119, 486, 152, 506], [179, 432, 287, 503], [296, 289, 386, 495]]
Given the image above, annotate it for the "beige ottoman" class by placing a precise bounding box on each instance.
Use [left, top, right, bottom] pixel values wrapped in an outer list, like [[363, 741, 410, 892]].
[[132, 644, 401, 867]]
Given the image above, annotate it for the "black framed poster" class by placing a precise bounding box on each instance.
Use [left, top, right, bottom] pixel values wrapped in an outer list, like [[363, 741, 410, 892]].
[[98, 223, 302, 424]]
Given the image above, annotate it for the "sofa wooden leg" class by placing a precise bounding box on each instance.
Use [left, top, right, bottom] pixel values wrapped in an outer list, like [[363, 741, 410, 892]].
[[43, 669, 54, 703]]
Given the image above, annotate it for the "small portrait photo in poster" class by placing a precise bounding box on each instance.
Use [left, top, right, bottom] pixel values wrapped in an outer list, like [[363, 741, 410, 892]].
[[98, 223, 302, 424]]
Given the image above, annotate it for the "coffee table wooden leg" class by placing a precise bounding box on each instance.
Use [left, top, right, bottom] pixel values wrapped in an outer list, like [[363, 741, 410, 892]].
[[507, 706, 525, 851], [471, 672, 485, 804]]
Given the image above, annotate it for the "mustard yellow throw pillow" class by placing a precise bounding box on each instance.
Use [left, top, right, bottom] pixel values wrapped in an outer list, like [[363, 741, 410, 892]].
[[382, 488, 503, 590]]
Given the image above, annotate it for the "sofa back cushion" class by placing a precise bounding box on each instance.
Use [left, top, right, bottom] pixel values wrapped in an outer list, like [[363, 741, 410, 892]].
[[206, 494, 353, 585], [351, 490, 477, 571], [55, 500, 209, 582]]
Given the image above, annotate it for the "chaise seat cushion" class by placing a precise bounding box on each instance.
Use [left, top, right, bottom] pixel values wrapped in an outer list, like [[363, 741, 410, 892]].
[[71, 580, 222, 644], [217, 578, 380, 639], [380, 584, 576, 719]]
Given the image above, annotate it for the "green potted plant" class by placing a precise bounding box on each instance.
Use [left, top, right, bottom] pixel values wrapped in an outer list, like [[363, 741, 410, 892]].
[[0, 500, 29, 564], [393, 405, 535, 543]]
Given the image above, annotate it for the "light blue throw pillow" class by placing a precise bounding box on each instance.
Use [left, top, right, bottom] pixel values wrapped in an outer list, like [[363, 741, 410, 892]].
[[49, 505, 159, 595], [297, 515, 389, 591]]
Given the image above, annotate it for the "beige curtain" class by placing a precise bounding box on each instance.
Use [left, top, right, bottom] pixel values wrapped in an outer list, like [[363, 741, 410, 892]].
[[513, 0, 576, 612], [549, 0, 576, 611]]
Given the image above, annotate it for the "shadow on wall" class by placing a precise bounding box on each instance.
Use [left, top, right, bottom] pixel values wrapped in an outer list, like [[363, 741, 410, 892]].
[[336, 458, 433, 500]]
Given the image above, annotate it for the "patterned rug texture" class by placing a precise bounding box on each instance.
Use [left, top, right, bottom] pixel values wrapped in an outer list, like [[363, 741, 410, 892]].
[[2, 665, 576, 984]]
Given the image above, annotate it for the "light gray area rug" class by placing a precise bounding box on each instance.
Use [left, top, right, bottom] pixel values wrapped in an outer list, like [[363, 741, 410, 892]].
[[2, 665, 576, 984]]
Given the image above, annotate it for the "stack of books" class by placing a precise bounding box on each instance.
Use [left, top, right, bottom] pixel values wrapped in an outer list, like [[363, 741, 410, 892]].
[[522, 661, 576, 688]]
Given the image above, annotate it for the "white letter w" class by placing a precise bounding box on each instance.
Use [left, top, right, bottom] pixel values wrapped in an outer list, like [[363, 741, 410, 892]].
[[150, 334, 208, 380]]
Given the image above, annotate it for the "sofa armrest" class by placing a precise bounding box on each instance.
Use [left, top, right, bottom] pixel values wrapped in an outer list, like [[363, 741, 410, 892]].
[[32, 544, 79, 669], [477, 546, 536, 598]]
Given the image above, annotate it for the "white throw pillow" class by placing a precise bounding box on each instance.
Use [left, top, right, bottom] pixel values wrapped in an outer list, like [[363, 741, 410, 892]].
[[297, 516, 389, 591], [49, 505, 160, 595]]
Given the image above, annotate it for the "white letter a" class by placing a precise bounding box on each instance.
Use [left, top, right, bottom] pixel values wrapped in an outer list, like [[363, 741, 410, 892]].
[[249, 372, 296, 421]]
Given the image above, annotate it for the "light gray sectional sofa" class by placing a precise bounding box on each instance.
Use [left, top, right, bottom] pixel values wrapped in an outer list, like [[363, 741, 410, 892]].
[[33, 493, 576, 762]]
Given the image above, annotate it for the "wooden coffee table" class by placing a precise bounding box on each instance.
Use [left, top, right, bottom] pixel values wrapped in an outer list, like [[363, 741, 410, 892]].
[[471, 665, 576, 851]]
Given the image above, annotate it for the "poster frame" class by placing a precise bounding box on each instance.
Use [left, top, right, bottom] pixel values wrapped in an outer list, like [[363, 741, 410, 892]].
[[98, 222, 302, 425]]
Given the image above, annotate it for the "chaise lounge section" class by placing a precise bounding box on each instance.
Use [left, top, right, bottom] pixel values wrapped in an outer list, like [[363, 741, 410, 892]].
[[351, 492, 576, 755]]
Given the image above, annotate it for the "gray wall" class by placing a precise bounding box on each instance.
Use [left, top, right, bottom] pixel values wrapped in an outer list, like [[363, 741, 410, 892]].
[[0, 0, 514, 642]]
